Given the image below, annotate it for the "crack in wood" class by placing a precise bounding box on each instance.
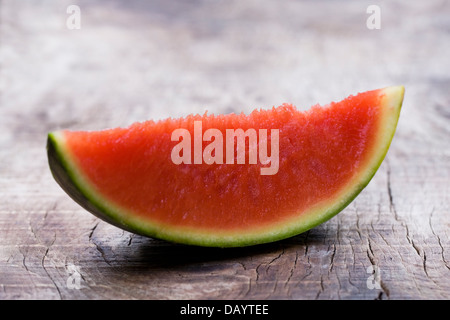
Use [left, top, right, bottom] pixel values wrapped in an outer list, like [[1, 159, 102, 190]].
[[429, 208, 450, 271], [41, 235, 61, 300], [285, 250, 298, 286]]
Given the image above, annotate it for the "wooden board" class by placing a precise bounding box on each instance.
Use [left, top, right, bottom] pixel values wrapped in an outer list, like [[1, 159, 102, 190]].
[[1, 0, 449, 300]]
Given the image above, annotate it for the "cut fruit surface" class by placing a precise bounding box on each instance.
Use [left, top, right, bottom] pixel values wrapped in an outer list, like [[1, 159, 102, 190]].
[[47, 86, 404, 247]]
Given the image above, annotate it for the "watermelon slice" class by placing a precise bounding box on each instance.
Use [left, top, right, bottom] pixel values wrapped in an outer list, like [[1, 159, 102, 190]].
[[47, 86, 404, 247]]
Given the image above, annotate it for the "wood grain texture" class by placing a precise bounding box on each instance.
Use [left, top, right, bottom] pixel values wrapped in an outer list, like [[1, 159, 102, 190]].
[[1, 0, 449, 300]]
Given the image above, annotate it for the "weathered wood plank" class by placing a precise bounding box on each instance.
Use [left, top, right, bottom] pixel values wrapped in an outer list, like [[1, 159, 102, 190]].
[[1, 0, 449, 300]]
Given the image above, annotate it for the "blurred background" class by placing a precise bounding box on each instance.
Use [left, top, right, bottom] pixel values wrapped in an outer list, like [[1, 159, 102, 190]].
[[1, 0, 449, 300], [2, 0, 449, 130]]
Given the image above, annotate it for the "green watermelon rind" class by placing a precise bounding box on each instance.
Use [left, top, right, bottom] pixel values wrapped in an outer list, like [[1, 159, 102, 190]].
[[47, 86, 404, 247]]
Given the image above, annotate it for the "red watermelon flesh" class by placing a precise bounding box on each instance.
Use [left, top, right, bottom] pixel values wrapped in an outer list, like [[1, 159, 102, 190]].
[[47, 86, 404, 247]]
